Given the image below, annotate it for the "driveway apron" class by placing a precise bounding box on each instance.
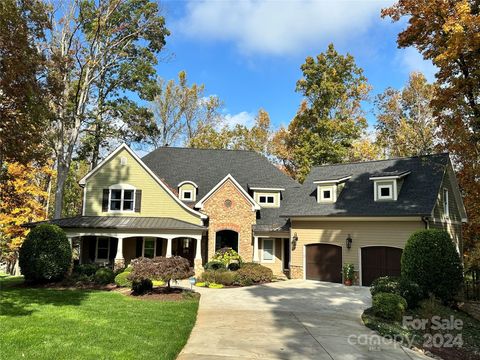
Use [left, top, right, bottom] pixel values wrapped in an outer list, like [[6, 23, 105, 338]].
[[177, 280, 430, 360]]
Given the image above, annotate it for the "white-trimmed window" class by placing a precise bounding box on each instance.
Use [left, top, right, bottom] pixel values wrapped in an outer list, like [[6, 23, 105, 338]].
[[109, 184, 135, 212], [143, 238, 156, 258], [96, 237, 110, 261], [180, 189, 194, 201], [259, 195, 275, 204], [262, 239, 275, 263], [378, 184, 393, 200], [319, 186, 335, 202], [443, 188, 449, 217]]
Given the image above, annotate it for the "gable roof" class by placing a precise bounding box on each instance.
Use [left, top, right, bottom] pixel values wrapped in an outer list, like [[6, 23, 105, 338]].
[[282, 153, 451, 218], [78, 144, 207, 220], [195, 174, 261, 210], [142, 147, 299, 202]]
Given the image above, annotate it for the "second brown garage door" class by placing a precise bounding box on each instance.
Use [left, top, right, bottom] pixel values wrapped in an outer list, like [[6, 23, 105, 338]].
[[361, 246, 403, 286], [305, 244, 342, 283]]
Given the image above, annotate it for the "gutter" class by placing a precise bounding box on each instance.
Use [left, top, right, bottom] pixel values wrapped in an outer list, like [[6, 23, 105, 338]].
[[422, 216, 430, 229]]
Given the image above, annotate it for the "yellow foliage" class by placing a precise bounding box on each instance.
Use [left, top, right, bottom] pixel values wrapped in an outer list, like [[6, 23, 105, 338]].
[[0, 162, 53, 262]]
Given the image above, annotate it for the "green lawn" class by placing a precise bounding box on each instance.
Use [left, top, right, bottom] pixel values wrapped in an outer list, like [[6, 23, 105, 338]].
[[0, 276, 199, 360]]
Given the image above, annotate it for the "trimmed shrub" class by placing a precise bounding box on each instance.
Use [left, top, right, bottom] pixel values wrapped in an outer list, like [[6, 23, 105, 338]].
[[94, 267, 115, 285], [132, 279, 153, 295], [370, 276, 424, 309], [204, 261, 225, 271], [398, 278, 424, 309], [129, 256, 194, 289], [19, 224, 72, 283], [74, 263, 99, 276], [372, 292, 407, 322], [208, 283, 224, 289], [401, 229, 463, 302], [200, 270, 235, 286], [228, 262, 241, 271], [115, 271, 132, 287], [233, 263, 273, 286], [212, 248, 242, 267]]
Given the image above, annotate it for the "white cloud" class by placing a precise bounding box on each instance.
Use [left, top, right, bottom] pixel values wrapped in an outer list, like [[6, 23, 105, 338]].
[[223, 111, 255, 128], [175, 0, 391, 56], [398, 47, 437, 82]]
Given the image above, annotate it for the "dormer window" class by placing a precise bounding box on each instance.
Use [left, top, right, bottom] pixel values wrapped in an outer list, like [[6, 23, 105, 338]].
[[249, 186, 284, 208], [259, 195, 275, 204], [370, 171, 410, 202], [178, 181, 198, 202], [314, 176, 351, 203], [181, 189, 194, 201], [378, 184, 393, 200]]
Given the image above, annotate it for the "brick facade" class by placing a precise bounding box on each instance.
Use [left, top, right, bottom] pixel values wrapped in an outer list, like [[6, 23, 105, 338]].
[[202, 179, 257, 262]]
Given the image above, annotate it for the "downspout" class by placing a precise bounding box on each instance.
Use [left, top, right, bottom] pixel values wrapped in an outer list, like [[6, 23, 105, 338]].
[[421, 216, 430, 229]]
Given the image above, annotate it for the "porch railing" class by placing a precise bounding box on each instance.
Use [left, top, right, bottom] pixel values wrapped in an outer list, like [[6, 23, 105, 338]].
[[463, 269, 480, 301]]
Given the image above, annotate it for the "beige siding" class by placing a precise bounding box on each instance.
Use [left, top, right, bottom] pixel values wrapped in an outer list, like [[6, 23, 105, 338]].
[[84, 148, 202, 225], [259, 238, 283, 275], [433, 170, 462, 223], [290, 220, 424, 278]]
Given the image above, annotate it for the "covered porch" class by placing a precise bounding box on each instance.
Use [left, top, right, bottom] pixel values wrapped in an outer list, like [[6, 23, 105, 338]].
[[46, 216, 206, 272]]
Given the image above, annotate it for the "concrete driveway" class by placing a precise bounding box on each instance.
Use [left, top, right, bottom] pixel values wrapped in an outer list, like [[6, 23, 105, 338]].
[[177, 280, 430, 360]]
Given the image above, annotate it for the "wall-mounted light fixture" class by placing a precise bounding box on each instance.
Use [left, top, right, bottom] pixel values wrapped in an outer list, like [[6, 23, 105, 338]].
[[292, 232, 298, 251], [346, 234, 353, 250]]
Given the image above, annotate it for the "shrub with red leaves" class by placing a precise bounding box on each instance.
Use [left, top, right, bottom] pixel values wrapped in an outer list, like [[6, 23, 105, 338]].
[[129, 256, 194, 289]]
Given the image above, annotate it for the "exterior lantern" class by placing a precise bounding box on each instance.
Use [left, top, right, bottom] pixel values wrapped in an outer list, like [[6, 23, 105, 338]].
[[292, 233, 298, 251], [346, 235, 353, 250]]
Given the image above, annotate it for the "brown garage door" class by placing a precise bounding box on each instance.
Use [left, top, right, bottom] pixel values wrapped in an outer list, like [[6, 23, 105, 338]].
[[361, 246, 403, 286], [305, 244, 342, 283]]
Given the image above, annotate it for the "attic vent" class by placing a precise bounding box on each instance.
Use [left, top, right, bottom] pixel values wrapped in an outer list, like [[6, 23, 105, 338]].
[[120, 157, 127, 166]]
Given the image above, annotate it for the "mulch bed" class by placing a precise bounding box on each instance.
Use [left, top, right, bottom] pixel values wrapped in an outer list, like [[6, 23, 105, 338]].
[[128, 287, 200, 301], [427, 346, 480, 360], [15, 281, 117, 291]]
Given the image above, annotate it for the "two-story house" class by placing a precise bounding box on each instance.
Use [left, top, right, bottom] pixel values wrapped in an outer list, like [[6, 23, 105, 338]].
[[40, 144, 466, 285]]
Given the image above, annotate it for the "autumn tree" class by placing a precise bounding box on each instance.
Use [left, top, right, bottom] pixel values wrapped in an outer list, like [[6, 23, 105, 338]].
[[375, 72, 438, 158], [189, 109, 273, 156], [148, 71, 222, 148], [382, 0, 480, 250], [274, 44, 370, 181], [0, 0, 50, 165], [347, 135, 383, 162], [44, 0, 169, 219], [0, 162, 51, 274]]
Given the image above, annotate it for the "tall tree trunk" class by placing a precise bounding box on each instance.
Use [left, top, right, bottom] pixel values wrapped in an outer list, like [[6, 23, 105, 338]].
[[54, 159, 69, 219]]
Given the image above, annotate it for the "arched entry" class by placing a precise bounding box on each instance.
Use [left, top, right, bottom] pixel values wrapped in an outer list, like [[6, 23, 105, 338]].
[[215, 230, 238, 252]]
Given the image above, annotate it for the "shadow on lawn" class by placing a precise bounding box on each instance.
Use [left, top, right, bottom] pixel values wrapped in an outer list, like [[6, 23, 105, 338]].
[[0, 278, 90, 317]]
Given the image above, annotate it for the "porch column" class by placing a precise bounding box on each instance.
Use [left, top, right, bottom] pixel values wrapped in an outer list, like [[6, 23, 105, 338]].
[[253, 236, 260, 262], [67, 236, 73, 249], [114, 237, 125, 270], [166, 237, 173, 258], [193, 235, 203, 275]]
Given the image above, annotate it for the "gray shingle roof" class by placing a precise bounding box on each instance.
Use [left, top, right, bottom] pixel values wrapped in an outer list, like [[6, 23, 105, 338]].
[[29, 216, 206, 230], [282, 153, 449, 217], [142, 147, 299, 230], [142, 147, 298, 201]]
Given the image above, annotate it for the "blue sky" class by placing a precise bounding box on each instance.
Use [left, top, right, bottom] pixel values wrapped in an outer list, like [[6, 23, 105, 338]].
[[155, 0, 436, 130]]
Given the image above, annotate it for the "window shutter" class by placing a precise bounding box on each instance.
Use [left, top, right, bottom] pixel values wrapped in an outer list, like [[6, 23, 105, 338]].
[[102, 189, 109, 212], [135, 190, 142, 212]]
